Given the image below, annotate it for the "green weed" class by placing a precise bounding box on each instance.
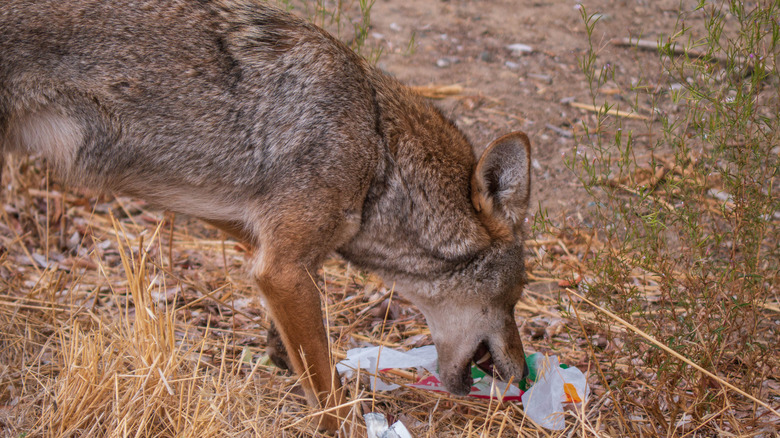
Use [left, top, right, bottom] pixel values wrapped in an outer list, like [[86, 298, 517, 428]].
[[276, 0, 383, 63], [546, 1, 779, 434]]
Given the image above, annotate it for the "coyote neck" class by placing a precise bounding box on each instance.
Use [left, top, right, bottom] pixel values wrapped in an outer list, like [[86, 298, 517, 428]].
[[338, 71, 491, 279]]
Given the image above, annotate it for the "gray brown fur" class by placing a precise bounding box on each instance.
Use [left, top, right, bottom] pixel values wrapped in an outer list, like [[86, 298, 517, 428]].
[[1, 0, 532, 432]]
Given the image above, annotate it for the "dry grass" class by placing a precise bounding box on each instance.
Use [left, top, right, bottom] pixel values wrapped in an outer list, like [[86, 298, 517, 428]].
[[2, 1, 777, 436], [1, 156, 779, 437], [0, 161, 571, 437], [0, 154, 601, 438], [2, 160, 777, 438]]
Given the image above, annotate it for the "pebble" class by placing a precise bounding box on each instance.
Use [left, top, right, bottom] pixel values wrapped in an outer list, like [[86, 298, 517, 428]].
[[708, 189, 733, 203], [478, 51, 493, 62], [528, 73, 552, 83], [436, 57, 460, 68], [506, 43, 533, 54], [546, 123, 573, 138], [591, 335, 609, 350], [505, 60, 520, 69]]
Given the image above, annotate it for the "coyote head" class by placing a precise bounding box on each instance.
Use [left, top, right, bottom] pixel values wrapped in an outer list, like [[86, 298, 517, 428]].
[[343, 130, 533, 394], [404, 132, 532, 394]]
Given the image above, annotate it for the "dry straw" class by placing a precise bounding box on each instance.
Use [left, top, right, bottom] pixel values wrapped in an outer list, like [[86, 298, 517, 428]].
[[2, 180, 777, 437], [0, 167, 602, 437]]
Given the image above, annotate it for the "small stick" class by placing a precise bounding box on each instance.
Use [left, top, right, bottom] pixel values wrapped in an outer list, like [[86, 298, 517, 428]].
[[613, 37, 708, 58], [167, 212, 175, 270], [569, 101, 650, 120], [613, 37, 762, 70], [408, 84, 464, 99], [545, 123, 573, 138]]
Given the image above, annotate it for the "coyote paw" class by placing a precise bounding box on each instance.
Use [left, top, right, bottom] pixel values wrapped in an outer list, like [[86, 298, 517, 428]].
[[266, 322, 294, 372]]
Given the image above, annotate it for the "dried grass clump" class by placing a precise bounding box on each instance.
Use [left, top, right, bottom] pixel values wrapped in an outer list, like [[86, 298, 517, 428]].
[[0, 161, 606, 438], [0, 164, 333, 437], [1, 151, 777, 438]]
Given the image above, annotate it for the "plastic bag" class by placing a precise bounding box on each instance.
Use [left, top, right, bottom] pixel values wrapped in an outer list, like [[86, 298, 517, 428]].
[[337, 346, 589, 430], [520, 353, 589, 430], [364, 412, 413, 438], [336, 345, 521, 400]]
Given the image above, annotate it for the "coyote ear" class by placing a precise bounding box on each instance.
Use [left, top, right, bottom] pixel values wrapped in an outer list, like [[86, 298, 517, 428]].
[[471, 131, 531, 239]]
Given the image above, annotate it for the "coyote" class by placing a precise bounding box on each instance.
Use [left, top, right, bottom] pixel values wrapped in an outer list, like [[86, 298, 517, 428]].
[[0, 0, 532, 432]]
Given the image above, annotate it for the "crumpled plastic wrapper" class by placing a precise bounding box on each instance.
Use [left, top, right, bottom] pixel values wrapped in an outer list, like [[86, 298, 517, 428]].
[[521, 353, 589, 430], [336, 345, 522, 400], [337, 345, 589, 430], [364, 412, 413, 438]]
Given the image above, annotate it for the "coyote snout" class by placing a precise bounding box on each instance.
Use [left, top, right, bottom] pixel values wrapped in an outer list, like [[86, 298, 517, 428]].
[[0, 0, 532, 433]]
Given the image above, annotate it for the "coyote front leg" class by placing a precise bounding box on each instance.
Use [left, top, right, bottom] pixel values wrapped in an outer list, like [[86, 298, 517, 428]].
[[254, 260, 347, 431]]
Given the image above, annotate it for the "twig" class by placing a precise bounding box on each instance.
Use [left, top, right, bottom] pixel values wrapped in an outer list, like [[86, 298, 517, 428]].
[[613, 37, 757, 69], [613, 37, 710, 59], [545, 123, 573, 138], [568, 101, 650, 120], [409, 84, 464, 99], [614, 183, 675, 211]]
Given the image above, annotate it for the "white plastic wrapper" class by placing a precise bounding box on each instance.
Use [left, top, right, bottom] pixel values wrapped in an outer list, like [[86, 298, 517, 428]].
[[520, 354, 589, 430], [364, 412, 413, 438], [336, 345, 522, 400], [337, 345, 438, 391], [337, 345, 588, 430]]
